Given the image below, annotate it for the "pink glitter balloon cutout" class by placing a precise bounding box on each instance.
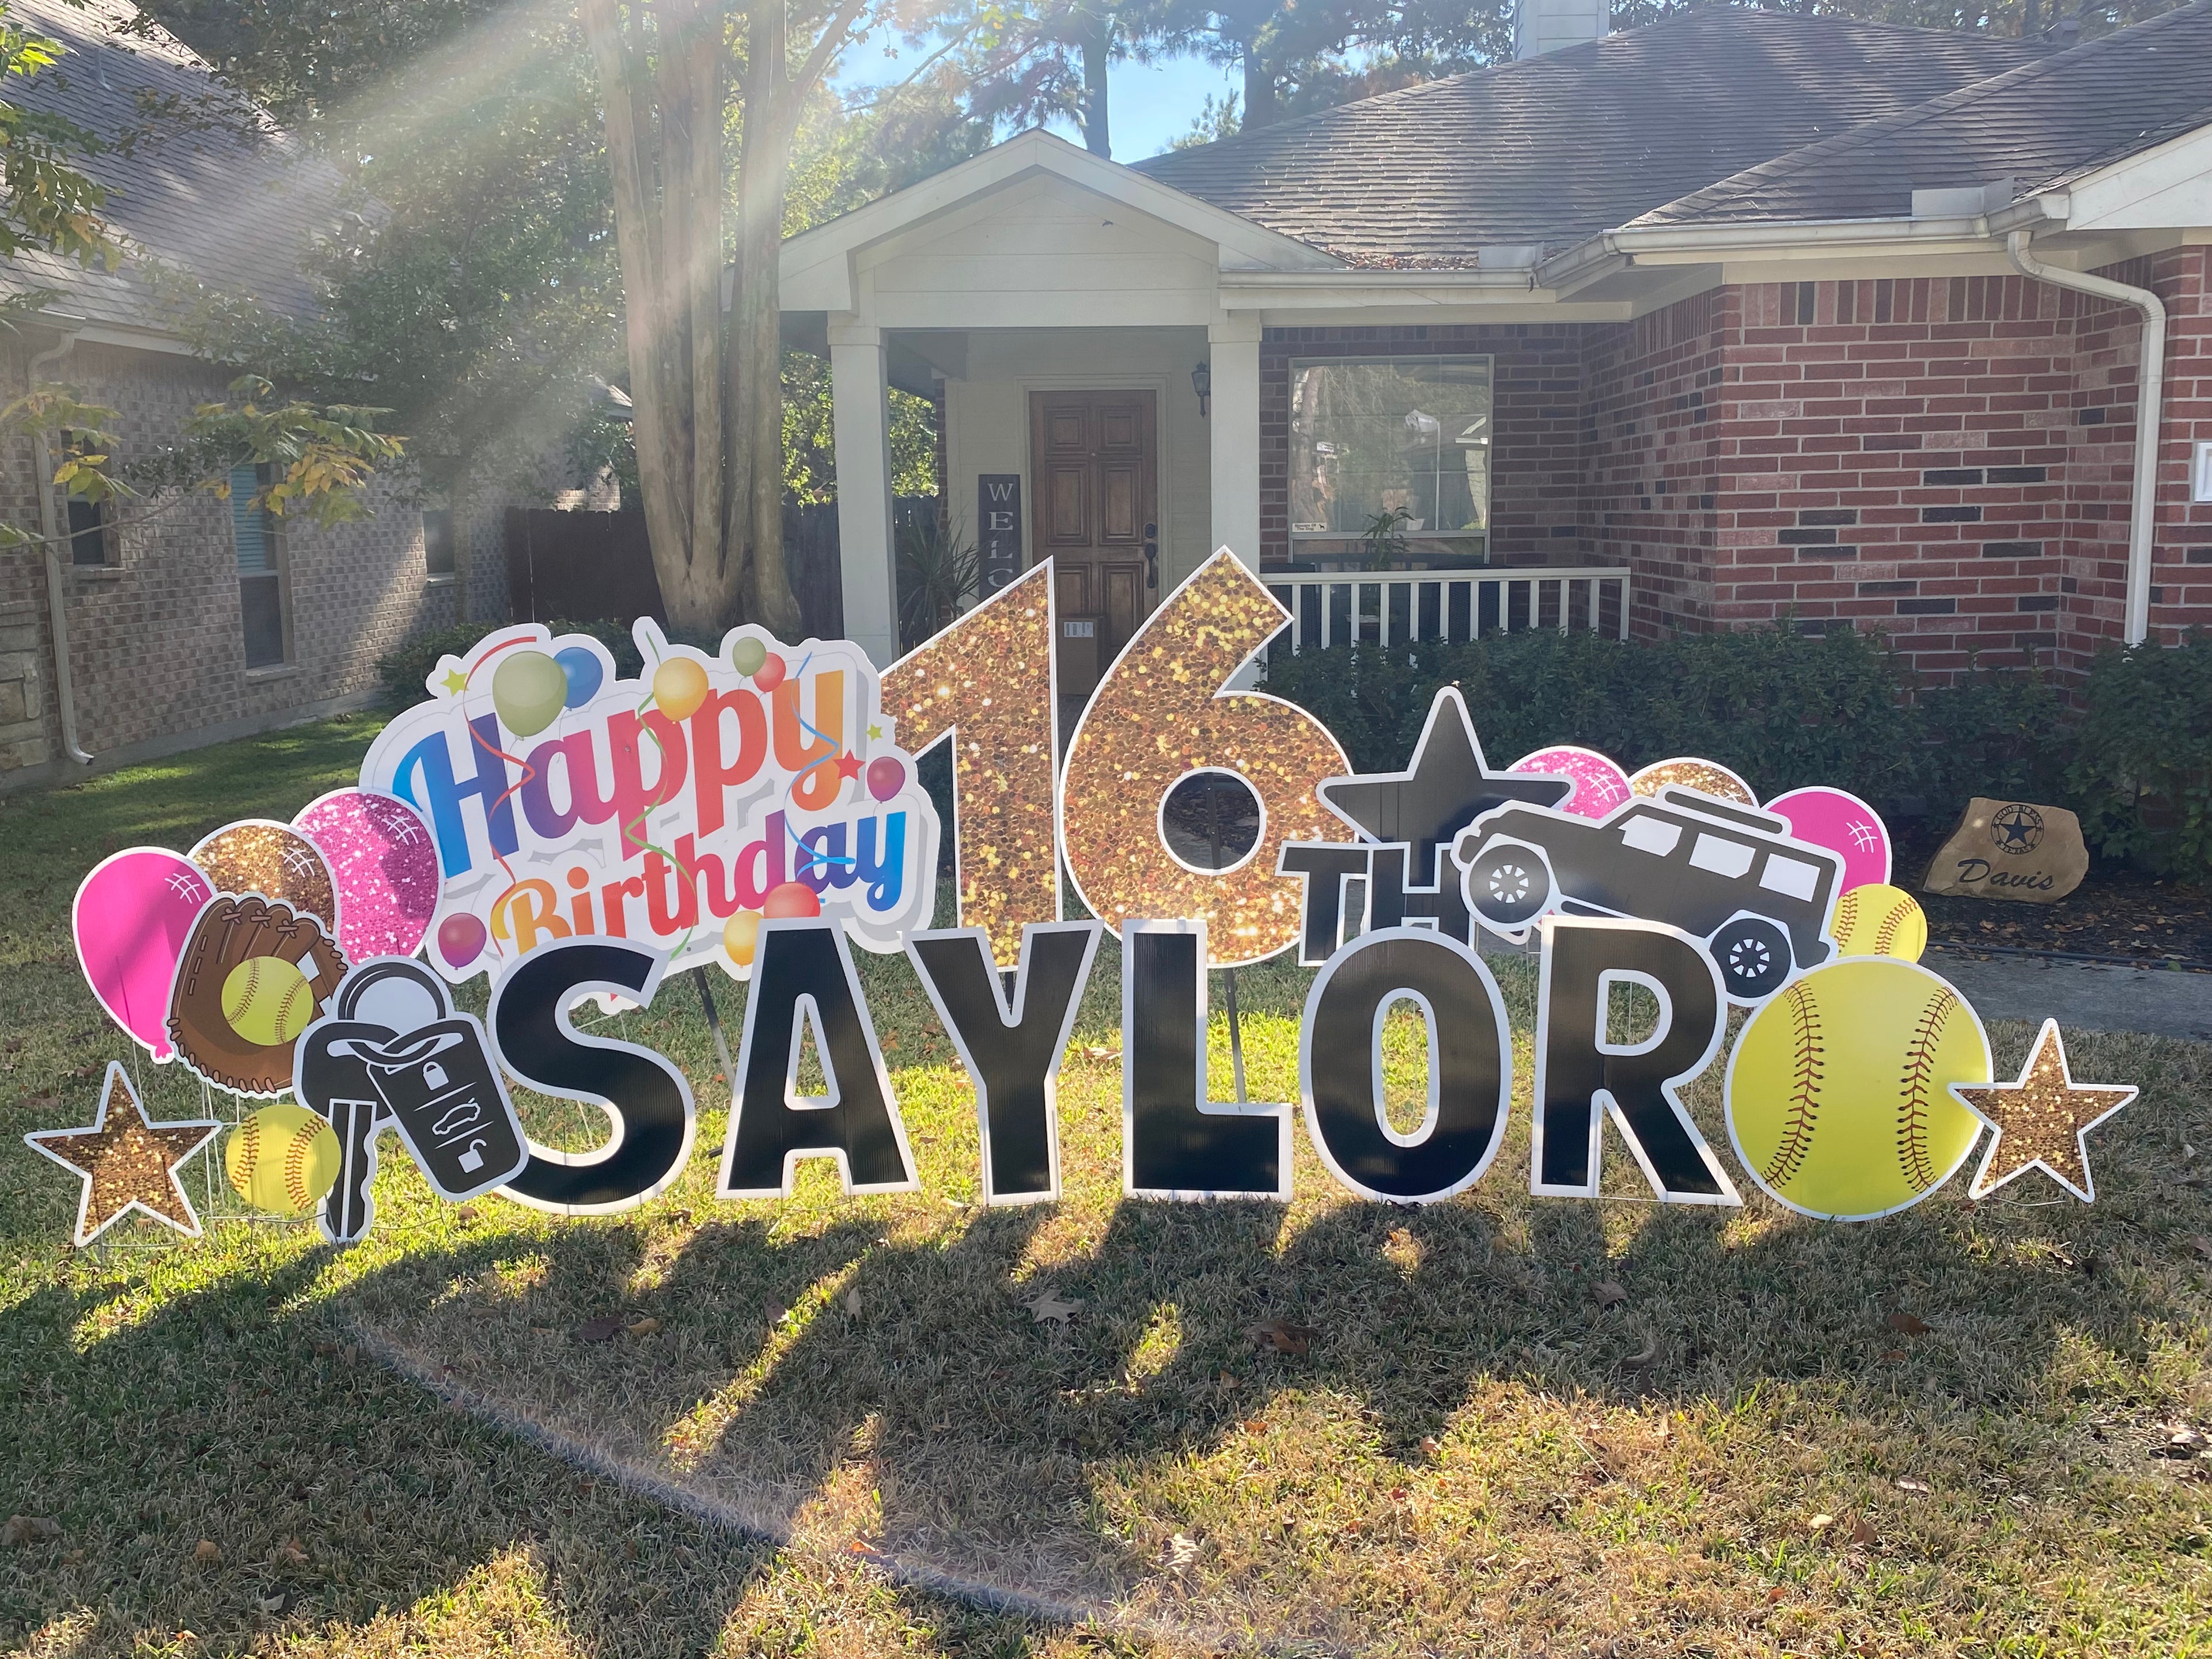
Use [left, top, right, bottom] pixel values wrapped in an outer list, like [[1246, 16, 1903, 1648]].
[[296, 789, 442, 961], [1510, 745, 1631, 820], [74, 849, 211, 1060], [1767, 786, 1892, 893]]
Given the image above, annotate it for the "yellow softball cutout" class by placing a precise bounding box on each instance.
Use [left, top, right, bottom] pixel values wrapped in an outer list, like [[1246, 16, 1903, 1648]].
[[1828, 882, 1928, 961], [221, 955, 316, 1047], [1725, 958, 1990, 1221], [225, 1102, 342, 1216]]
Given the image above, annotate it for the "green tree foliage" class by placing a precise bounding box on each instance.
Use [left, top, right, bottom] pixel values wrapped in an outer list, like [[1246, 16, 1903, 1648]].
[[144, 0, 970, 521], [1157, 0, 2193, 142], [143, 0, 626, 479], [1, 375, 406, 547]]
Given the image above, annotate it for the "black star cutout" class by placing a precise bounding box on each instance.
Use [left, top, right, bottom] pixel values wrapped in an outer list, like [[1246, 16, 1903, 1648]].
[[1317, 687, 1571, 887]]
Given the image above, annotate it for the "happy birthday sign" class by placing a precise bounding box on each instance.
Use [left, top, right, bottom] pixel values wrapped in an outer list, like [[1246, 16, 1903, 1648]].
[[35, 553, 2143, 1249], [363, 620, 940, 980]]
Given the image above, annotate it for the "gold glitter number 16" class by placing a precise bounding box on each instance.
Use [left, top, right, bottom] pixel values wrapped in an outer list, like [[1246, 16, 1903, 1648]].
[[1061, 551, 1350, 968], [881, 564, 1062, 969]]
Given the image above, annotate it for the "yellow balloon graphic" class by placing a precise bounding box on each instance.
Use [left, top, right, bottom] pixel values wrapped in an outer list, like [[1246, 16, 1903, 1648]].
[[723, 909, 762, 968], [654, 657, 710, 722], [1726, 958, 1990, 1221]]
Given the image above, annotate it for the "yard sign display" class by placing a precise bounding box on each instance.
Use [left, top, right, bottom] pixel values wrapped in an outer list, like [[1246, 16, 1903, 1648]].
[[36, 551, 2137, 1248]]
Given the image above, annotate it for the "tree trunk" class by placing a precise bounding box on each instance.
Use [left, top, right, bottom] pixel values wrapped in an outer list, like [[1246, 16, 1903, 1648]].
[[581, 0, 702, 626], [1241, 46, 1277, 130], [1080, 7, 1111, 157], [678, 0, 729, 631], [732, 1, 804, 640]]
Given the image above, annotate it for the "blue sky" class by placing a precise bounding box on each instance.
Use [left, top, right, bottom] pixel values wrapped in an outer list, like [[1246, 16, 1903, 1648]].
[[833, 37, 1241, 162]]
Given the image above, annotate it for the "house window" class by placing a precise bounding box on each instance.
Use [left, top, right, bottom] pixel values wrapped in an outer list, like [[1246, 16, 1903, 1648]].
[[232, 464, 290, 669], [1288, 355, 1493, 565], [60, 430, 113, 566], [67, 495, 111, 566], [422, 465, 456, 579], [422, 505, 455, 578]]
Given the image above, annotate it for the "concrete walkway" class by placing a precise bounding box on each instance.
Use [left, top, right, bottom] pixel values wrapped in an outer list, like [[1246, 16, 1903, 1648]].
[[1924, 946, 2212, 1042]]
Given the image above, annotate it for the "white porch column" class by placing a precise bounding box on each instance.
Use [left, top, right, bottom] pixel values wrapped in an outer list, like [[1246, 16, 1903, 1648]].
[[1209, 316, 1263, 570], [828, 316, 900, 665]]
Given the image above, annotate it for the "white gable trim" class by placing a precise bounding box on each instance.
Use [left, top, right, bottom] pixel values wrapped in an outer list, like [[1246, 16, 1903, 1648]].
[[779, 129, 1342, 310], [2058, 120, 2212, 234]]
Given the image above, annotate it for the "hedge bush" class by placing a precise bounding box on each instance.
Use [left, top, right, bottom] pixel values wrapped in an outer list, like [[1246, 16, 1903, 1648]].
[[2066, 632, 2212, 878], [376, 619, 645, 704], [1260, 625, 2069, 828], [376, 617, 737, 703]]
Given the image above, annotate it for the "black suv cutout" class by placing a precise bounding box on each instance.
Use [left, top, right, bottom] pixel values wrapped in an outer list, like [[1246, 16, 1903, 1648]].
[[1452, 787, 1840, 1003]]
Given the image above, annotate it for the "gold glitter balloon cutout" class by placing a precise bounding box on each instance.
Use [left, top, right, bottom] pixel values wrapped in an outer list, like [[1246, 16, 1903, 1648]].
[[1062, 550, 1351, 968], [1630, 756, 1757, 806], [25, 1063, 221, 1245], [1953, 1018, 2136, 1202], [881, 562, 1059, 969], [191, 820, 338, 925]]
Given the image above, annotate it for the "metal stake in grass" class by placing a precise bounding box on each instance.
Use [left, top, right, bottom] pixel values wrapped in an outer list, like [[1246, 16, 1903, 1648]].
[[691, 967, 738, 1088], [1223, 965, 1248, 1104], [1199, 793, 1249, 1106]]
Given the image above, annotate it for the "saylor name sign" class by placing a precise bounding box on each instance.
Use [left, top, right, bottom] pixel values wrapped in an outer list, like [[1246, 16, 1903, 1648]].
[[45, 555, 2134, 1249]]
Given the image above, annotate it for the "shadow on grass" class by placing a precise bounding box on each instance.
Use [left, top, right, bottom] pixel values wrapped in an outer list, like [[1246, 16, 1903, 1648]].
[[319, 1020, 2210, 1645], [0, 1225, 1088, 1657]]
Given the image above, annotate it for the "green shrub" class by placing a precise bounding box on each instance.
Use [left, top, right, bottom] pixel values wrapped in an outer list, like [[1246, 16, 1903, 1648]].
[[375, 619, 647, 705], [2066, 632, 2212, 878], [1261, 626, 2072, 829], [1264, 626, 1927, 808]]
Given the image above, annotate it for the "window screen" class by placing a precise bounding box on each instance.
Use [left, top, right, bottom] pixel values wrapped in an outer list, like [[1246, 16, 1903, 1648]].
[[1289, 356, 1493, 543], [233, 464, 287, 668]]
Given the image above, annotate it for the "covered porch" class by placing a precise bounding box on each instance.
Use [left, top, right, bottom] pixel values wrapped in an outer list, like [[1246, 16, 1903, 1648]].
[[777, 131, 1637, 671]]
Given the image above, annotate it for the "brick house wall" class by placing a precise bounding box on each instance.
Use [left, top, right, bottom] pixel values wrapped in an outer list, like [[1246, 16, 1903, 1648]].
[[1, 339, 460, 782], [2146, 245, 2212, 634], [1581, 286, 1734, 639], [1574, 249, 2212, 677]]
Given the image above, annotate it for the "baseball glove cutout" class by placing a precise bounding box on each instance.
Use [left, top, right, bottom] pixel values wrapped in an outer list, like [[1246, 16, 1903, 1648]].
[[169, 895, 349, 1095]]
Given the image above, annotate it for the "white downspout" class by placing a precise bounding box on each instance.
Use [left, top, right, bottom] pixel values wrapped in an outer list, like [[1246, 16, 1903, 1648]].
[[27, 325, 95, 765], [2005, 229, 2167, 647]]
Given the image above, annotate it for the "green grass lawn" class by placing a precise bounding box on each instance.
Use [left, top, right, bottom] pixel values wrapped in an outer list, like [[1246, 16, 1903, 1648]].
[[3, 715, 2210, 1658]]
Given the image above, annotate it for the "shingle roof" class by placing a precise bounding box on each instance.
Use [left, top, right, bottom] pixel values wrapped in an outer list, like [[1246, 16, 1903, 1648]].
[[0, 0, 342, 334], [1635, 0, 2212, 226], [1132, 10, 2041, 268]]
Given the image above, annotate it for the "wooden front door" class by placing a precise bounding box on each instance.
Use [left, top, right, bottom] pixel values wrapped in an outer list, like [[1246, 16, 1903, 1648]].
[[1030, 389, 1158, 691]]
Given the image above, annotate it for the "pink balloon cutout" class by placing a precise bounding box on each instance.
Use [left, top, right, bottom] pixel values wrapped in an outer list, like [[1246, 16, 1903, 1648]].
[[74, 849, 211, 1060], [1766, 786, 1893, 893], [1510, 745, 1632, 820], [295, 789, 442, 961]]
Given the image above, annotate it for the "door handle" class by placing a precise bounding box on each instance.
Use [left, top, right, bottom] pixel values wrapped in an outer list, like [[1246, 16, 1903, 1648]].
[[1143, 522, 1158, 590]]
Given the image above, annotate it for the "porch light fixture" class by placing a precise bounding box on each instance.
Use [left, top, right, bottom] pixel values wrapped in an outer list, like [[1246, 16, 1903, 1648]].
[[1192, 360, 1211, 418]]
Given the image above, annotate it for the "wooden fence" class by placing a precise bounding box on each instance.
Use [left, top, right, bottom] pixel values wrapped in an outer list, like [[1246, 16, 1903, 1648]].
[[503, 499, 933, 643]]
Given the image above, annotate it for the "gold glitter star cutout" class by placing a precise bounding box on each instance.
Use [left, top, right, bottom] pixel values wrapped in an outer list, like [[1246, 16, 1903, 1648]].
[[25, 1063, 221, 1245], [1950, 1019, 2135, 1202]]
